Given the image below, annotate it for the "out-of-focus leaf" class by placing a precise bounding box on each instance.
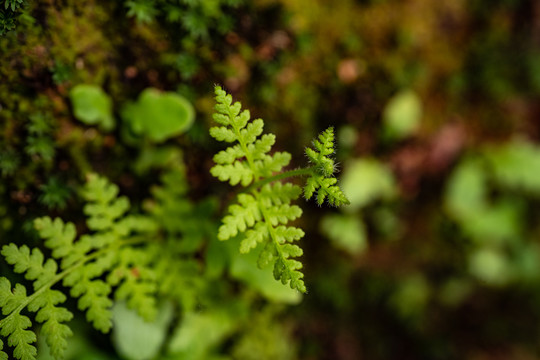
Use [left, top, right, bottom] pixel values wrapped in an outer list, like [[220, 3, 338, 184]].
[[382, 90, 422, 140], [463, 200, 522, 245], [122, 88, 195, 142], [484, 140, 540, 194], [112, 301, 173, 360], [445, 157, 487, 218], [320, 214, 367, 255], [167, 305, 244, 359], [340, 158, 396, 212], [446, 157, 523, 244], [70, 84, 114, 131], [469, 247, 511, 286]]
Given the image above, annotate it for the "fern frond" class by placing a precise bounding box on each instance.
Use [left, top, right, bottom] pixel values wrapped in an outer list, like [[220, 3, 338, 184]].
[[0, 278, 37, 360], [145, 166, 210, 312], [28, 290, 73, 359], [82, 173, 131, 231], [218, 194, 261, 240], [0, 174, 159, 360], [0, 339, 8, 360], [210, 87, 350, 293], [210, 86, 306, 292], [304, 127, 349, 206]]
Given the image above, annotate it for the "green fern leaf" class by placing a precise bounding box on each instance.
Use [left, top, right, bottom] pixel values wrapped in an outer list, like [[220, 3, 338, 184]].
[[265, 205, 302, 226], [0, 278, 37, 360], [213, 145, 244, 164], [257, 152, 291, 176], [211, 161, 253, 186], [0, 339, 8, 360], [33, 217, 77, 260], [0, 278, 28, 315], [249, 134, 275, 159], [82, 174, 131, 231], [2, 313, 36, 360], [218, 194, 261, 240], [273, 226, 304, 245], [259, 183, 302, 206], [211, 86, 307, 292], [209, 126, 237, 142], [109, 248, 157, 322], [240, 223, 268, 253], [0, 173, 165, 359], [2, 245, 57, 290], [28, 289, 73, 359], [304, 127, 349, 207]]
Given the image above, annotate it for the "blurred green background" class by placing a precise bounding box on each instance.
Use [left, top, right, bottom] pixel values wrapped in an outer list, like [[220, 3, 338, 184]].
[[2, 0, 540, 359]]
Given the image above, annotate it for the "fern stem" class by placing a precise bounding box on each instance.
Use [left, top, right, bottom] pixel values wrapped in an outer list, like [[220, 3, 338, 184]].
[[0, 237, 145, 329]]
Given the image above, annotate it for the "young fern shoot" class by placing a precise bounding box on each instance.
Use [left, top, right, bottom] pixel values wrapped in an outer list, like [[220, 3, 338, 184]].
[[210, 86, 349, 293]]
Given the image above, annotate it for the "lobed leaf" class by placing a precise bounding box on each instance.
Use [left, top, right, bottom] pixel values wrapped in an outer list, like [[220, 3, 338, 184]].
[[258, 152, 291, 176], [1, 245, 58, 290], [218, 194, 261, 240], [239, 118, 264, 144], [249, 134, 275, 159], [240, 223, 268, 253], [274, 226, 305, 245], [0, 339, 7, 360], [211, 162, 253, 186], [33, 217, 77, 260], [273, 257, 306, 293], [0, 278, 27, 315], [1, 313, 37, 360], [213, 145, 244, 164], [209, 126, 237, 142], [259, 183, 302, 207], [265, 205, 302, 226]]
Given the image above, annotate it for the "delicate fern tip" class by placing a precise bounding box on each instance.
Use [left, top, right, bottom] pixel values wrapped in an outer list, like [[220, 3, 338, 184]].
[[304, 127, 350, 207]]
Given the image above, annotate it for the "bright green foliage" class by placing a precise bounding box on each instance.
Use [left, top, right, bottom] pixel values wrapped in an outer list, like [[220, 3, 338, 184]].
[[320, 214, 367, 255], [304, 127, 349, 206], [382, 90, 422, 140], [69, 85, 115, 131], [210, 86, 307, 292], [112, 301, 173, 360], [0, 174, 159, 360], [210, 86, 349, 293], [144, 164, 214, 312], [121, 88, 195, 143], [340, 158, 396, 211]]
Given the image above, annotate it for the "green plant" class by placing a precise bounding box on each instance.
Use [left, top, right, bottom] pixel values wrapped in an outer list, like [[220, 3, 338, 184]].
[[121, 88, 195, 143], [0, 0, 27, 36], [69, 84, 115, 132], [124, 0, 243, 39], [0, 86, 348, 359], [0, 174, 158, 360], [210, 86, 348, 293]]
